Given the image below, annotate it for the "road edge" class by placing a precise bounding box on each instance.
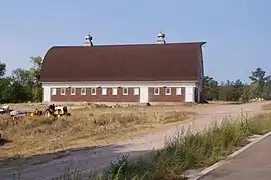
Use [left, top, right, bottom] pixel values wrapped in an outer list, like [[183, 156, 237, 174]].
[[188, 131, 271, 180]]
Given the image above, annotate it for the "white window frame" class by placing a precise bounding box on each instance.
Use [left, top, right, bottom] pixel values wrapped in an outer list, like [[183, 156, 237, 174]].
[[154, 87, 160, 95], [112, 87, 118, 95], [91, 88, 96, 95], [176, 87, 182, 95], [165, 87, 171, 95], [134, 88, 139, 95], [81, 88, 86, 95], [123, 87, 128, 95], [60, 88, 66, 95], [51, 88, 56, 96], [101, 88, 107, 95], [70, 88, 76, 95]]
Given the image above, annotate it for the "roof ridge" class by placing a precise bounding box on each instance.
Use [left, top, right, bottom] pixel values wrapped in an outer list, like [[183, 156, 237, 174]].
[[49, 41, 206, 48]]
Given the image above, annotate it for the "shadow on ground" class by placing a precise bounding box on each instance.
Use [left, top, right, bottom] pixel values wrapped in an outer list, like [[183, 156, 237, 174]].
[[0, 138, 12, 146], [0, 143, 152, 180]]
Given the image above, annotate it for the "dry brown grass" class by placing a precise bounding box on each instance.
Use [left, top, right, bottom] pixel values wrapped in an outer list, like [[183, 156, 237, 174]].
[[0, 104, 197, 159]]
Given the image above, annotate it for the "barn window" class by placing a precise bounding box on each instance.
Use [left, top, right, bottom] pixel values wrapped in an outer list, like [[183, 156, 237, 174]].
[[176, 87, 182, 95], [134, 88, 139, 95], [154, 88, 159, 95], [123, 88, 128, 95], [60, 88, 66, 95], [101, 88, 107, 95], [91, 88, 96, 95], [165, 87, 171, 95], [51, 88, 56, 95], [71, 88, 76, 95], [112, 88, 118, 95], [81, 88, 86, 95]]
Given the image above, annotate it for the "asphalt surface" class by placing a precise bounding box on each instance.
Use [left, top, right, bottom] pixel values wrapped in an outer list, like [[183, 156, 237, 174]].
[[201, 134, 271, 180]]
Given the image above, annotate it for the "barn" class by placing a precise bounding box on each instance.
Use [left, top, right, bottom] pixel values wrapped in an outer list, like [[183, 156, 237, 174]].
[[39, 32, 206, 104]]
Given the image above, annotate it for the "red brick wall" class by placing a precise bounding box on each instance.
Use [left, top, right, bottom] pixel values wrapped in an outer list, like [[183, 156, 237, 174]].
[[148, 87, 185, 102], [51, 87, 139, 102], [50, 86, 186, 103]]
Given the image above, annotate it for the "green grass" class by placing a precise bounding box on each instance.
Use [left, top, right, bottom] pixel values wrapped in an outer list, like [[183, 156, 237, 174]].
[[16, 113, 271, 180]]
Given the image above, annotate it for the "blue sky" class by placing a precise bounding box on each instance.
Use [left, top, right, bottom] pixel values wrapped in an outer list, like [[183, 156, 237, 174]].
[[0, 0, 270, 83]]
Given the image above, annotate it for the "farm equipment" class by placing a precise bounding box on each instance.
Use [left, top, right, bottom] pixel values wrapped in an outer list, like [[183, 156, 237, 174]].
[[9, 110, 29, 120], [9, 109, 44, 120], [29, 109, 43, 117], [0, 106, 13, 116], [10, 105, 71, 119], [0, 104, 71, 120], [0, 105, 30, 120], [44, 104, 71, 118]]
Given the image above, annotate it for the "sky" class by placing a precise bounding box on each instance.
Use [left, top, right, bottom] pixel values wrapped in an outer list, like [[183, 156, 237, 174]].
[[0, 0, 270, 83]]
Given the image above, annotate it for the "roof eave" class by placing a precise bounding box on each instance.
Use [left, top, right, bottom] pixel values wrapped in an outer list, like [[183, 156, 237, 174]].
[[200, 42, 206, 46], [39, 80, 199, 84]]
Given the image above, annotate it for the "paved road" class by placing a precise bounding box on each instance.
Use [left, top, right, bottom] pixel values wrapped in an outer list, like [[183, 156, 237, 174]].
[[201, 134, 271, 180]]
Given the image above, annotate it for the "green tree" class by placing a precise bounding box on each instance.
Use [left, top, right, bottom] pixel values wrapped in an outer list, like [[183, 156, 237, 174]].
[[0, 62, 13, 103], [11, 68, 34, 101], [29, 56, 43, 83], [203, 76, 219, 101], [29, 56, 43, 102], [249, 68, 270, 87], [248, 68, 270, 99], [12, 68, 34, 86], [262, 80, 271, 100], [218, 80, 234, 101], [10, 56, 43, 102], [0, 61, 6, 77], [0, 77, 13, 103], [241, 85, 250, 102], [249, 82, 262, 99], [231, 79, 244, 101]]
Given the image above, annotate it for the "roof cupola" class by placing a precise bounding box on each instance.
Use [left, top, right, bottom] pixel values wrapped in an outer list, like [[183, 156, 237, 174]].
[[156, 30, 166, 44], [84, 32, 93, 47]]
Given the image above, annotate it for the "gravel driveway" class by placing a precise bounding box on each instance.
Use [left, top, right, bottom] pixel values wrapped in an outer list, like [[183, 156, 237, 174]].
[[0, 102, 268, 180]]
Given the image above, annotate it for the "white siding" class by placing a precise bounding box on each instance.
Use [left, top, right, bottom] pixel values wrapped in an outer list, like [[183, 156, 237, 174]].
[[112, 88, 118, 95], [134, 88, 139, 95], [140, 87, 148, 103], [101, 88, 107, 95], [176, 88, 182, 95], [43, 86, 51, 102], [185, 86, 195, 102], [51, 88, 57, 95]]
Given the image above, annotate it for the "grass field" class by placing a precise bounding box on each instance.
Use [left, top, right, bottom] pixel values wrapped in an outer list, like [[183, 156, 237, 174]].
[[0, 104, 197, 159]]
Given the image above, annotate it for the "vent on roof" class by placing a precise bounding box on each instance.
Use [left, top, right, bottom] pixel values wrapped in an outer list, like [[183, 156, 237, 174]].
[[84, 32, 93, 47], [156, 30, 166, 44]]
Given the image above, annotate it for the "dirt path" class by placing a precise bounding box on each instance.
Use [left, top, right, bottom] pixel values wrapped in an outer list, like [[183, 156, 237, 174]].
[[0, 102, 268, 180]]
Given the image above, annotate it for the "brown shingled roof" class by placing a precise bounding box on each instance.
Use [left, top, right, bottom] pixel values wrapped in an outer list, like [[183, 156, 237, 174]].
[[39, 42, 205, 83]]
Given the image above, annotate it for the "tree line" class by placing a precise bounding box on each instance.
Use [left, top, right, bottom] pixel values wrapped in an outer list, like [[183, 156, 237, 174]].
[[203, 68, 271, 102], [0, 57, 270, 104], [0, 57, 42, 103]]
